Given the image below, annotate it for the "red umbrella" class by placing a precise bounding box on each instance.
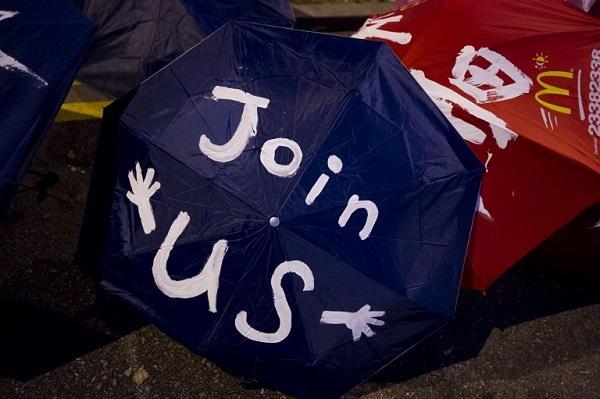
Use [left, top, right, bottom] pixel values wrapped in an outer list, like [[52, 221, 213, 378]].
[[354, 0, 600, 290]]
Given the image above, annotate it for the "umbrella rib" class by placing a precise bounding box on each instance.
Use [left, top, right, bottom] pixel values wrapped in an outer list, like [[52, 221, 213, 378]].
[[287, 223, 461, 248], [495, 106, 600, 175], [275, 43, 477, 221], [124, 125, 270, 220], [276, 230, 320, 364], [328, 317, 446, 394], [280, 226, 407, 296], [197, 225, 275, 352], [284, 167, 480, 225], [275, 93, 354, 217], [275, 46, 388, 216], [277, 227, 452, 365], [117, 220, 266, 259]]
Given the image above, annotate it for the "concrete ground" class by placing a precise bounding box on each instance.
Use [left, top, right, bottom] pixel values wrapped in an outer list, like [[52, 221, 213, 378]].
[[0, 114, 598, 399]]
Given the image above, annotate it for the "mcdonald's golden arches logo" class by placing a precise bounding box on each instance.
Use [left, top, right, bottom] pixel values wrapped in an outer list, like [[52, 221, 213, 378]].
[[535, 71, 573, 115]]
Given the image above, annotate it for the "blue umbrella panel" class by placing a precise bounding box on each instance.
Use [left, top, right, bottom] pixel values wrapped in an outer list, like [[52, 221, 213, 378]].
[[0, 0, 94, 215], [78, 22, 483, 398]]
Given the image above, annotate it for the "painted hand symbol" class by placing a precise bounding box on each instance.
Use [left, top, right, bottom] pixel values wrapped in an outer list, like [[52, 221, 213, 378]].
[[320, 304, 385, 341], [126, 162, 161, 234]]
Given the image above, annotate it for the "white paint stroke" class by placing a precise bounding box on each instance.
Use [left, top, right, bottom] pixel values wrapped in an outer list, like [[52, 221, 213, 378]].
[[152, 211, 228, 313], [577, 69, 585, 121], [305, 174, 329, 206], [320, 304, 385, 342], [199, 86, 269, 163], [338, 195, 379, 240], [540, 107, 550, 129], [305, 155, 343, 206], [574, 0, 597, 12], [0, 10, 19, 22], [352, 14, 412, 45], [554, 114, 558, 128], [484, 150, 493, 172], [412, 69, 518, 149], [126, 162, 161, 235], [260, 138, 303, 178], [0, 50, 48, 87], [327, 155, 343, 174], [476, 195, 493, 221], [235, 260, 315, 343], [0, 9, 48, 88], [435, 97, 487, 145], [450, 46, 532, 104], [0, 10, 47, 87], [548, 111, 554, 130]]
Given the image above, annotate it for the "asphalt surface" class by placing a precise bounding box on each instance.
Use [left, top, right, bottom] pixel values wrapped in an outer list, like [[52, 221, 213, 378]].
[[0, 116, 599, 399]]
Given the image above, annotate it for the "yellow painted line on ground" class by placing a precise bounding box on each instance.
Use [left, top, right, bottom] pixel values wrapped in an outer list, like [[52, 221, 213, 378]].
[[55, 100, 112, 122]]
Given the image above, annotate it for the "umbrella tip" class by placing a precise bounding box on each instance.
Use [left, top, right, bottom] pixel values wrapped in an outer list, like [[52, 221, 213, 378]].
[[269, 217, 280, 227]]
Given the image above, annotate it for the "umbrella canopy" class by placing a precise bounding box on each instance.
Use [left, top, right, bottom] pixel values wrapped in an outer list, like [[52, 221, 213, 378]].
[[0, 0, 94, 215], [78, 22, 483, 397], [76, 0, 295, 97], [355, 0, 600, 290]]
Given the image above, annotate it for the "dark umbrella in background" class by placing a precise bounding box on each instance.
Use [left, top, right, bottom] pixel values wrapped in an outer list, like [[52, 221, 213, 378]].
[[181, 0, 295, 34], [0, 0, 94, 216], [74, 0, 202, 98], [78, 22, 483, 397], [75, 0, 295, 98]]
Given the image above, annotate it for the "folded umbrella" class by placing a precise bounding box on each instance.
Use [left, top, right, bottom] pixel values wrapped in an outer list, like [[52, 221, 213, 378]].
[[0, 0, 94, 215], [78, 22, 483, 397], [355, 0, 600, 290]]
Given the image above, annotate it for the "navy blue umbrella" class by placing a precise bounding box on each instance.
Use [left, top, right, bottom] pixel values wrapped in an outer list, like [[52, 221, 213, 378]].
[[0, 0, 94, 215], [79, 22, 483, 398]]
